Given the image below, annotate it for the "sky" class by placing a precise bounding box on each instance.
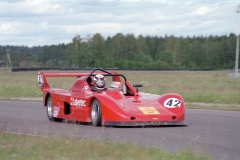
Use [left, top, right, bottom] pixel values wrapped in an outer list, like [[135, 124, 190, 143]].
[[0, 0, 240, 47]]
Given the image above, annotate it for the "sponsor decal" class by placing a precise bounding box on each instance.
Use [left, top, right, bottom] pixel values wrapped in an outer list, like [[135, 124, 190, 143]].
[[110, 82, 121, 88], [85, 91, 92, 95], [84, 85, 89, 90], [70, 97, 86, 107], [60, 96, 66, 101], [163, 98, 181, 108], [53, 106, 60, 117], [138, 107, 160, 114]]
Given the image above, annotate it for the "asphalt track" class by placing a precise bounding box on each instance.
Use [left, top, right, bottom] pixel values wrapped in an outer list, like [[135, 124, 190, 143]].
[[0, 101, 239, 160]]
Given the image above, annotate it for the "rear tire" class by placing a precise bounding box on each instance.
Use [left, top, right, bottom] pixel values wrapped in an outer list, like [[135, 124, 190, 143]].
[[46, 96, 62, 122], [91, 99, 102, 126]]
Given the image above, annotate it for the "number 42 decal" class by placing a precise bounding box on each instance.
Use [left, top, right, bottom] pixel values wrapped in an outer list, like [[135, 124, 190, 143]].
[[163, 98, 182, 108]]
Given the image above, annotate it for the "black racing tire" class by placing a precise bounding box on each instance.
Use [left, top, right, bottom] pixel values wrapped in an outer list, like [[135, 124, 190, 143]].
[[91, 99, 102, 126], [46, 96, 62, 122]]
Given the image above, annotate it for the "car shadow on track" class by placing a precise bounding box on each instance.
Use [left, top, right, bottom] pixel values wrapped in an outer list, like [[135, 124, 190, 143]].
[[55, 120, 188, 128]]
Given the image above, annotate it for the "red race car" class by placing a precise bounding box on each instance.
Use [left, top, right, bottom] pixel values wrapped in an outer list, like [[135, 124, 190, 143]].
[[38, 68, 187, 126]]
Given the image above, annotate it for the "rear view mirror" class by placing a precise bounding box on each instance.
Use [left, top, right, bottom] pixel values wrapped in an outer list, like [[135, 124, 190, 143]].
[[133, 84, 142, 87], [133, 84, 142, 93]]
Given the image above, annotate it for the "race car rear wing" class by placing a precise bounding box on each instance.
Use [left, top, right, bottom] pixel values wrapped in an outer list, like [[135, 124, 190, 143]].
[[37, 72, 90, 91]]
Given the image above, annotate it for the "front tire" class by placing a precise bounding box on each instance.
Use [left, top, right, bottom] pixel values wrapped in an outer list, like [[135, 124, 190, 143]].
[[91, 99, 102, 126], [46, 96, 62, 122]]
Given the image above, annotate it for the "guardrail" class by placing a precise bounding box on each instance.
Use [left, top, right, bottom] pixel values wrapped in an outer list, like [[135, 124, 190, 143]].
[[11, 67, 216, 72]]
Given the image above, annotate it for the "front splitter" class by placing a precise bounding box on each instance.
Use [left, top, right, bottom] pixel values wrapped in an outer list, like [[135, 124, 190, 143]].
[[104, 120, 188, 126]]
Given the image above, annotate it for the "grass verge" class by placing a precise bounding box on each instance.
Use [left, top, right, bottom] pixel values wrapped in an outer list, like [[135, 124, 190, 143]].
[[0, 131, 210, 160]]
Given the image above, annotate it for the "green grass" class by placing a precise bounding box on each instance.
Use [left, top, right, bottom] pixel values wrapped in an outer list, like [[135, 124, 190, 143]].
[[0, 67, 239, 106], [0, 131, 210, 160]]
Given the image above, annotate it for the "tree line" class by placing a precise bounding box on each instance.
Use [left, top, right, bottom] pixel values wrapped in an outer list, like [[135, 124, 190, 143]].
[[0, 33, 239, 69]]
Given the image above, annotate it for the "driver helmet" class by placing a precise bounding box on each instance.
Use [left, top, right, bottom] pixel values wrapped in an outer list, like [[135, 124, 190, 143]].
[[94, 74, 106, 90]]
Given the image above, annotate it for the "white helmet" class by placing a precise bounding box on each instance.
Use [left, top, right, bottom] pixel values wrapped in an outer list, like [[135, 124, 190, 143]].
[[94, 74, 106, 90]]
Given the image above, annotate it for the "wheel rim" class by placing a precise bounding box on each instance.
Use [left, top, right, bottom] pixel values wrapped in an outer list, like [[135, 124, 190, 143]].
[[47, 98, 52, 117], [91, 101, 99, 121]]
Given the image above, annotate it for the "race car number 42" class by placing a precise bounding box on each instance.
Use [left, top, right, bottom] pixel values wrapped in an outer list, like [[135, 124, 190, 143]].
[[163, 98, 181, 108]]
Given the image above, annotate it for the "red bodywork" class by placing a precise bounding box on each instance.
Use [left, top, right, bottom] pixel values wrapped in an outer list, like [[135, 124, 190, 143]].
[[38, 69, 187, 126]]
